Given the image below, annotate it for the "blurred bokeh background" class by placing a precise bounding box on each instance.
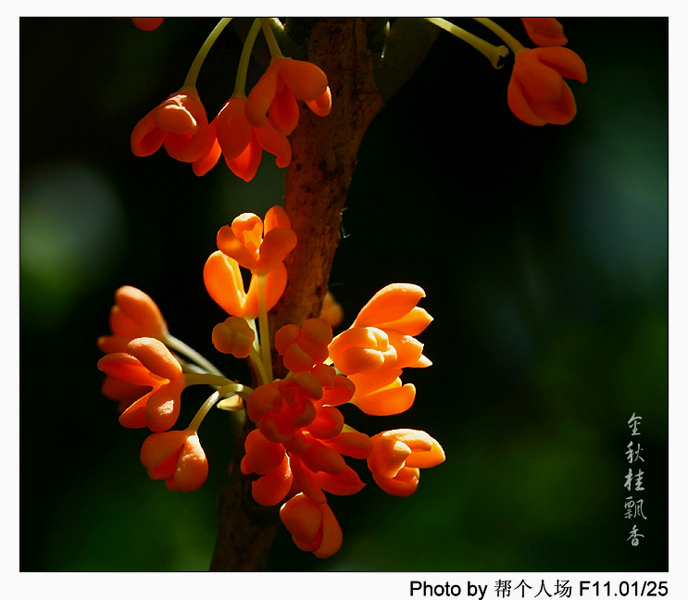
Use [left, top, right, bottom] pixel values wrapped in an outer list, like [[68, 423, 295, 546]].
[[20, 17, 667, 571]]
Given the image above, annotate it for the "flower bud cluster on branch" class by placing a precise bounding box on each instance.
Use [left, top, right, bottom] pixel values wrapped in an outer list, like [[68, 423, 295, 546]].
[[129, 17, 586, 182], [98, 206, 444, 558]]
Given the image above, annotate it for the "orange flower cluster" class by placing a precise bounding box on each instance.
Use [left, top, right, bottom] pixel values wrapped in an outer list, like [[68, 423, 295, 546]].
[[97, 204, 445, 559], [131, 43, 331, 181], [97, 291, 212, 492], [204, 205, 296, 319], [508, 18, 587, 126], [240, 281, 443, 558]]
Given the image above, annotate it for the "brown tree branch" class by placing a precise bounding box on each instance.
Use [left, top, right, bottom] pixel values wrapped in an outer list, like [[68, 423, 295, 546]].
[[270, 18, 385, 337], [210, 18, 392, 571]]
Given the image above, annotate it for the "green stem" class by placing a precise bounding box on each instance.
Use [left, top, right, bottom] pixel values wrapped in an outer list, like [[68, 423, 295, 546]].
[[183, 372, 235, 388], [184, 17, 233, 88], [255, 274, 274, 383], [165, 333, 225, 377], [188, 383, 246, 432], [425, 18, 508, 68], [473, 17, 526, 54], [260, 17, 284, 60], [248, 347, 270, 386], [233, 18, 262, 97]]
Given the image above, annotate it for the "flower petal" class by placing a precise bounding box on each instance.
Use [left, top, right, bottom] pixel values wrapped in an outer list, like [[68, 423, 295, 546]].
[[245, 62, 280, 128], [127, 337, 181, 381], [313, 503, 342, 558], [507, 77, 547, 126], [535, 46, 587, 83], [251, 454, 293, 506], [215, 96, 253, 161], [276, 57, 329, 101], [521, 18, 568, 47], [268, 84, 300, 135], [306, 87, 332, 117], [353, 283, 426, 329], [131, 111, 166, 157], [169, 433, 208, 491], [255, 120, 292, 168], [203, 250, 251, 317]]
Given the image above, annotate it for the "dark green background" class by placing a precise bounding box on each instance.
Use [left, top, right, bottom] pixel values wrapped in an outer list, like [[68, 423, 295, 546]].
[[20, 17, 668, 571]]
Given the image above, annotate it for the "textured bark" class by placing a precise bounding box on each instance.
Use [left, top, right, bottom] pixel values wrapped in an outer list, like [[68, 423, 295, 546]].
[[269, 18, 385, 339], [210, 18, 385, 571], [209, 416, 279, 571]]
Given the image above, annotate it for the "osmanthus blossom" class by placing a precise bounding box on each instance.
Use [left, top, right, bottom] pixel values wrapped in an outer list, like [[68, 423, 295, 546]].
[[97, 285, 169, 354], [499, 18, 587, 126], [427, 17, 586, 126], [507, 45, 587, 126], [215, 205, 297, 275], [131, 18, 164, 31], [280, 493, 343, 558], [203, 251, 288, 319], [129, 18, 332, 181], [367, 429, 446, 496], [245, 56, 332, 135], [97, 337, 186, 432], [193, 94, 292, 181], [212, 316, 256, 359], [140, 428, 209, 491], [130, 87, 211, 163], [233, 278, 443, 558], [328, 283, 433, 416], [520, 18, 568, 47], [98, 203, 445, 558], [203, 206, 297, 319]]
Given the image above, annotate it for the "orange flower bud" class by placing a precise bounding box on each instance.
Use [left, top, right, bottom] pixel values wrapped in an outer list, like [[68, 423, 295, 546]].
[[311, 364, 356, 407], [140, 429, 208, 491], [246, 57, 332, 135], [297, 437, 347, 476], [280, 494, 342, 558], [373, 465, 420, 497], [211, 316, 255, 358], [328, 327, 397, 375], [215, 206, 297, 275], [307, 405, 344, 440], [306, 87, 333, 117], [385, 329, 428, 369], [246, 372, 322, 444], [242, 428, 286, 475], [318, 426, 372, 460], [280, 492, 322, 544], [367, 429, 445, 496], [319, 290, 344, 328], [251, 453, 293, 506], [131, 87, 212, 163], [97, 337, 185, 432], [201, 95, 292, 182], [203, 251, 287, 318], [241, 430, 294, 506], [131, 18, 164, 31], [521, 18, 568, 47], [508, 46, 587, 126], [97, 286, 168, 354], [100, 376, 149, 414], [348, 373, 416, 416], [275, 318, 332, 373], [285, 453, 325, 504], [353, 283, 430, 334], [314, 465, 366, 497], [347, 283, 432, 367]]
